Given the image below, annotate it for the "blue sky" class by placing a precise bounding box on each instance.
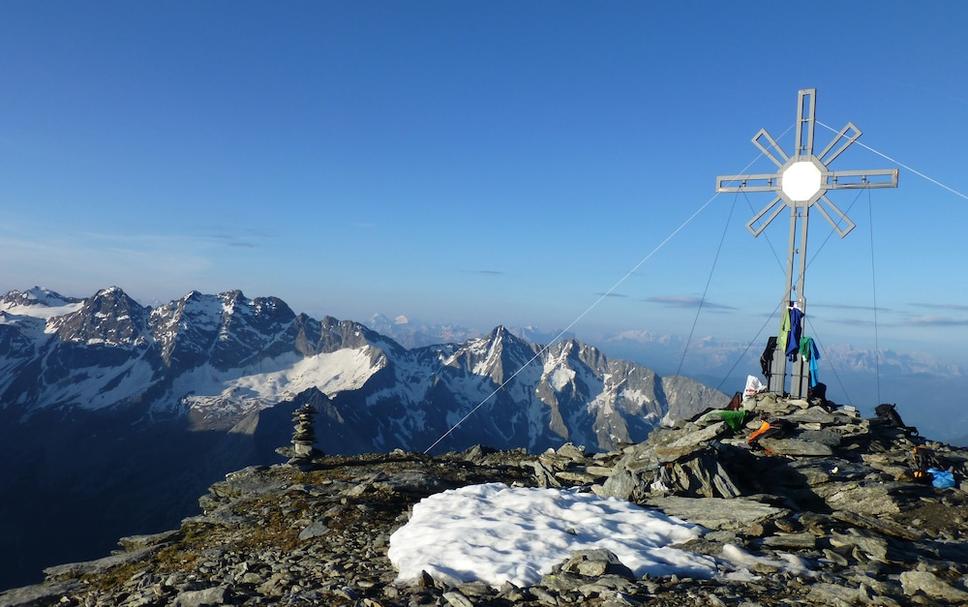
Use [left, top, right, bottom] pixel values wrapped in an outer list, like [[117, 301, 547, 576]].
[[2, 1, 967, 361]]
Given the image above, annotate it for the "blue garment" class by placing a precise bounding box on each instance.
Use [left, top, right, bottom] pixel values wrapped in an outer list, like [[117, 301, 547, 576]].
[[785, 307, 804, 361], [799, 336, 820, 387], [927, 467, 956, 489]]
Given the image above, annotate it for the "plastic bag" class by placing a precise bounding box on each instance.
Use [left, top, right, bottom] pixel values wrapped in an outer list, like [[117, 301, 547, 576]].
[[744, 375, 766, 398], [927, 467, 956, 490]]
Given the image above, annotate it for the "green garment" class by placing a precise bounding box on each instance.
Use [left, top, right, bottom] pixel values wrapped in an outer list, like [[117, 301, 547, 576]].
[[799, 336, 814, 360], [719, 409, 747, 432], [778, 308, 791, 353]]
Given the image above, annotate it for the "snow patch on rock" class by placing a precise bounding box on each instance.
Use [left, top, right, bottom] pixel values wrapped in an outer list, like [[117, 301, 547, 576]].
[[388, 483, 718, 587]]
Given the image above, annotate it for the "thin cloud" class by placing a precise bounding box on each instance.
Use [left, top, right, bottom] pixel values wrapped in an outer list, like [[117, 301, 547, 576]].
[[909, 302, 968, 312], [206, 234, 260, 248], [81, 231, 263, 250], [595, 292, 629, 298], [816, 315, 968, 328], [811, 303, 892, 313], [644, 296, 736, 311], [823, 317, 880, 327], [906, 315, 968, 327]]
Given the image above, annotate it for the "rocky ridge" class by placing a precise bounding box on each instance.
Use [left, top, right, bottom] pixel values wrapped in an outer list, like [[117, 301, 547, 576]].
[[3, 396, 967, 607], [0, 286, 723, 591], [0, 286, 721, 452]]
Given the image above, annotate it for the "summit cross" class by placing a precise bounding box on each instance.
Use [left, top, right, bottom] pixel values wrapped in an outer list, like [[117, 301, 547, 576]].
[[715, 88, 899, 397]]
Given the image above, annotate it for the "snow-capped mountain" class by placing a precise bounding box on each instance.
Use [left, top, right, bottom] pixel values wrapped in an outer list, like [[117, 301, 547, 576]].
[[0, 286, 723, 452], [367, 313, 574, 352], [0, 286, 724, 589], [0, 286, 83, 319]]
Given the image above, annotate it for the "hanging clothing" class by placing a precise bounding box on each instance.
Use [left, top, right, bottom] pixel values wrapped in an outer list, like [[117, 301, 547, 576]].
[[799, 336, 820, 387], [778, 310, 791, 353], [760, 336, 777, 380], [785, 307, 804, 361]]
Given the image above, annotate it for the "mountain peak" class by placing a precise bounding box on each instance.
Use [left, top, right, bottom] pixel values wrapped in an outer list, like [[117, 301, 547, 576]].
[[3, 286, 77, 304], [0, 287, 83, 320], [47, 286, 149, 347], [219, 289, 246, 301], [489, 324, 512, 340]]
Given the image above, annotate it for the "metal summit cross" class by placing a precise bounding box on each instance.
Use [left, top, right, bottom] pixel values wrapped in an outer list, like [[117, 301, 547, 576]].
[[716, 88, 899, 398]]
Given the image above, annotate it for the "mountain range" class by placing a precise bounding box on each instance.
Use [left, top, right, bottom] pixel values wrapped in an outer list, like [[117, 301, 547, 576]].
[[0, 286, 723, 590]]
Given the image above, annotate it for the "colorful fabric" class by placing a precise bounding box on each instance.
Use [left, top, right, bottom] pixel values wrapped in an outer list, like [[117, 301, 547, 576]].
[[719, 409, 747, 432], [785, 307, 804, 361], [778, 309, 791, 353], [748, 420, 772, 444], [799, 336, 820, 387]]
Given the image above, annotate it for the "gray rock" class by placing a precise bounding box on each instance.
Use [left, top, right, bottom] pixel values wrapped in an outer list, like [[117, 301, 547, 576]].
[[758, 438, 833, 457], [600, 596, 636, 607], [785, 459, 867, 487], [239, 572, 263, 585], [783, 406, 837, 425], [831, 510, 921, 541], [530, 586, 559, 605], [554, 470, 600, 484], [371, 470, 445, 494], [822, 548, 850, 567], [578, 574, 637, 595], [829, 530, 889, 563], [173, 585, 228, 607], [533, 460, 563, 489], [541, 572, 586, 593], [42, 545, 160, 579], [442, 591, 475, 607], [556, 442, 586, 462], [673, 451, 743, 498], [560, 549, 634, 579], [798, 429, 843, 448], [298, 520, 329, 541], [646, 496, 786, 531], [0, 581, 80, 607], [117, 529, 181, 552], [899, 571, 968, 603], [257, 572, 290, 597], [461, 444, 488, 463], [806, 582, 857, 607], [600, 456, 655, 502], [585, 465, 614, 477], [456, 582, 490, 597], [762, 533, 817, 549], [654, 422, 726, 463], [823, 484, 904, 516]]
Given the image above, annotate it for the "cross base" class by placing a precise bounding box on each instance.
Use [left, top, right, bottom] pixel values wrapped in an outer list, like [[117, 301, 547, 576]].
[[765, 336, 810, 399]]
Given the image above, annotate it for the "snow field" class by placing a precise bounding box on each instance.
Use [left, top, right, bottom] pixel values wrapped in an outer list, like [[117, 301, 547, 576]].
[[389, 483, 814, 588], [388, 483, 719, 587]]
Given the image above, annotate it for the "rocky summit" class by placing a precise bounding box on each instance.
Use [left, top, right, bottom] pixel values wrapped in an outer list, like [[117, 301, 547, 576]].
[[0, 286, 722, 590], [2, 395, 967, 607]]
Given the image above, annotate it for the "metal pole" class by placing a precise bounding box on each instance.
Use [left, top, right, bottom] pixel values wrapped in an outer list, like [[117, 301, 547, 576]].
[[785, 205, 798, 305], [792, 206, 811, 397], [769, 205, 799, 394]]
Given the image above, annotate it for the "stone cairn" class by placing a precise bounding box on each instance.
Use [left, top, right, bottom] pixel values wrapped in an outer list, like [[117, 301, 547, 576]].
[[288, 404, 322, 467]]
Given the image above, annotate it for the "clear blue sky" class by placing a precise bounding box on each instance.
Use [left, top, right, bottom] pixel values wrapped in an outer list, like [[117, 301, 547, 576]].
[[1, 1, 967, 359]]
